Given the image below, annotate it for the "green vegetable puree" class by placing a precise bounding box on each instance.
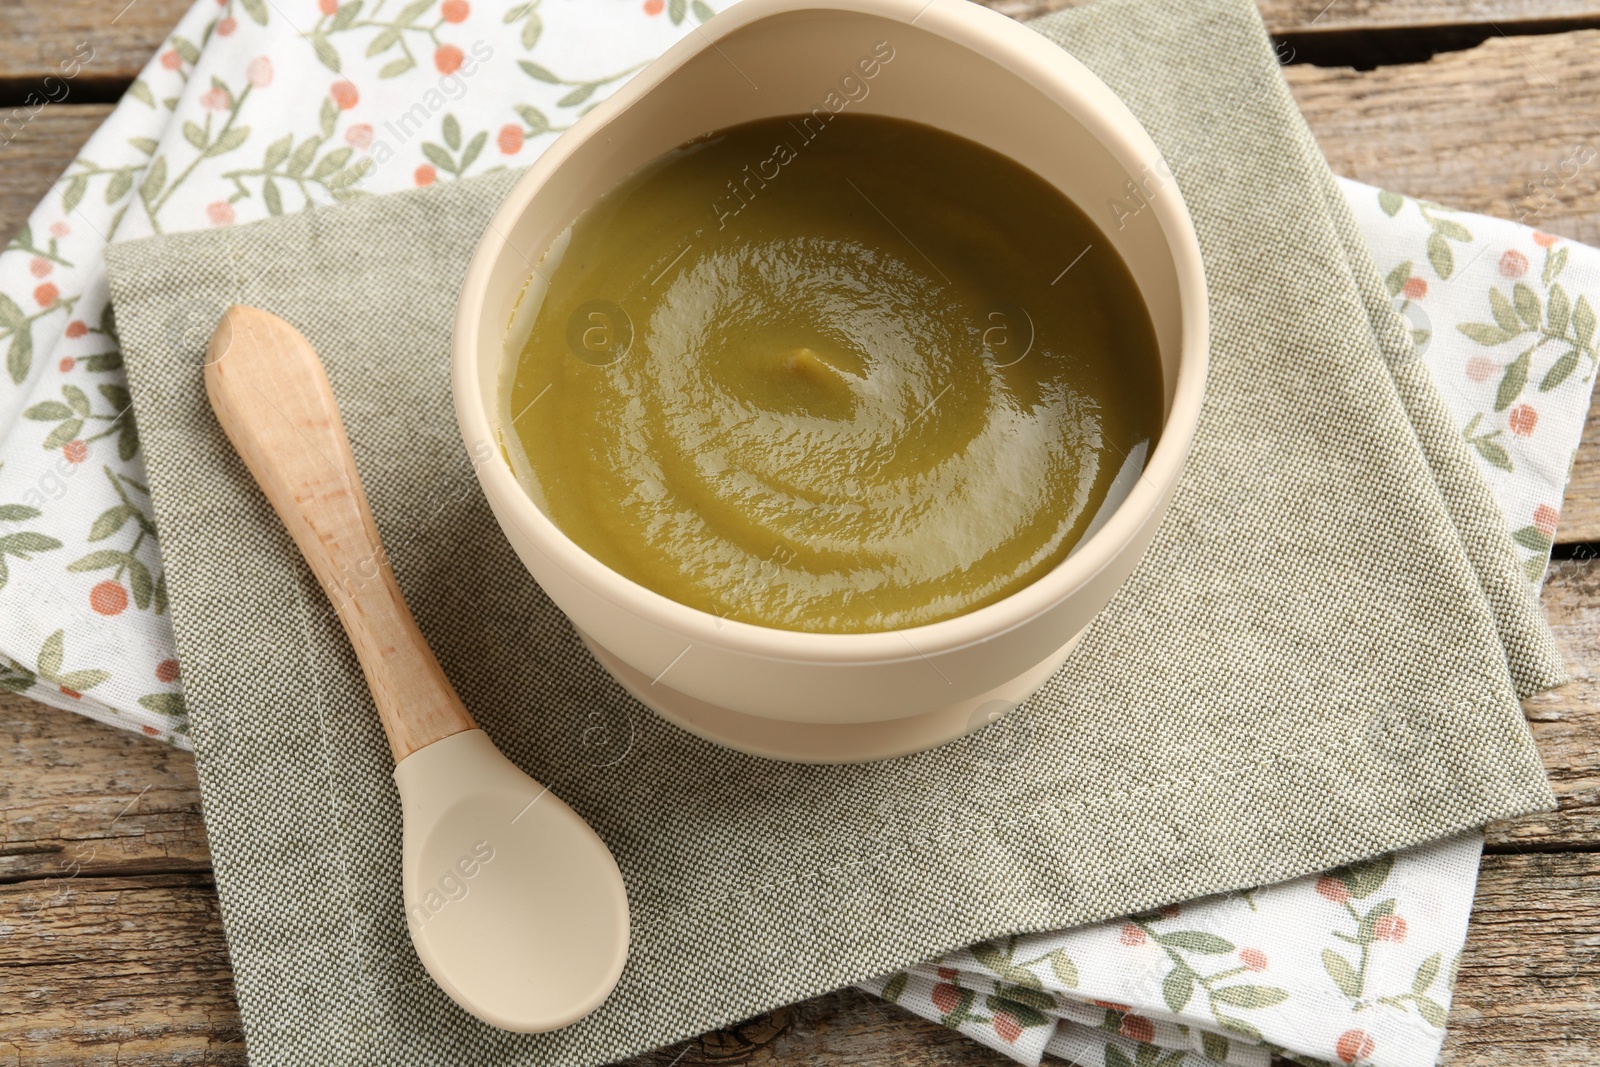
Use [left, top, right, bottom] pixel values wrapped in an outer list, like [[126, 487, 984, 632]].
[[503, 113, 1163, 633]]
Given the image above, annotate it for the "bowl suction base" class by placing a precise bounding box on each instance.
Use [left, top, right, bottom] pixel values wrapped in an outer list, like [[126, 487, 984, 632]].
[[578, 631, 1083, 764]]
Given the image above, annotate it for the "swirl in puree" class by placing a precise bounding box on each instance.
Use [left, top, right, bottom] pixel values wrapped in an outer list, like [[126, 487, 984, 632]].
[[502, 113, 1163, 633]]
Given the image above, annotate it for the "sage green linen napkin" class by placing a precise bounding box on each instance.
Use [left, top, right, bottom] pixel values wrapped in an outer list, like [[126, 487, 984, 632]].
[[103, 0, 1562, 1062]]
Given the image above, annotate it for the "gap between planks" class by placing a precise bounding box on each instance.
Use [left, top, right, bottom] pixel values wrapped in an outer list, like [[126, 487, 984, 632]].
[[6, 0, 1600, 99]]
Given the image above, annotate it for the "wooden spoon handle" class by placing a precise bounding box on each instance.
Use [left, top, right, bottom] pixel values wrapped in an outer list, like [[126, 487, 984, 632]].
[[204, 305, 476, 762]]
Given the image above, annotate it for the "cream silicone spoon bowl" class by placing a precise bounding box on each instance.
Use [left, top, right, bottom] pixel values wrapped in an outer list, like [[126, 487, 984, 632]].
[[204, 304, 629, 1032]]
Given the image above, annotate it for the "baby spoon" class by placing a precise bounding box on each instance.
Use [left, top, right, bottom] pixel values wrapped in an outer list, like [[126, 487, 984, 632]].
[[204, 305, 628, 1032]]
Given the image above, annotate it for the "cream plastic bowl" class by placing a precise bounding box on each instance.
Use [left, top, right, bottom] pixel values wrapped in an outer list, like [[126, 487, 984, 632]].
[[453, 0, 1207, 763]]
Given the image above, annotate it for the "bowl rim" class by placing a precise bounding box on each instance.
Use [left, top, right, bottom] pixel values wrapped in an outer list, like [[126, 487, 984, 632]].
[[452, 0, 1209, 666]]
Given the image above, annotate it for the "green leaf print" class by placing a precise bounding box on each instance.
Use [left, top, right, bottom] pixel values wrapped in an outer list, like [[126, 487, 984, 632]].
[[287, 137, 320, 177], [1512, 282, 1542, 328], [1495, 348, 1531, 411], [1426, 231, 1453, 279], [1547, 283, 1571, 335], [1414, 996, 1447, 1027], [988, 989, 1054, 1022], [1457, 253, 1598, 413], [514, 104, 551, 135], [1155, 931, 1234, 954], [1512, 526, 1553, 554], [1457, 323, 1513, 346], [106, 170, 133, 202], [0, 657, 37, 694], [7, 320, 33, 386], [1468, 434, 1512, 471], [1378, 189, 1403, 216], [0, 533, 61, 554], [1541, 348, 1579, 391], [25, 401, 72, 421], [1542, 245, 1569, 285], [879, 972, 908, 1003], [1489, 287, 1519, 332], [1333, 853, 1394, 899], [1373, 950, 1451, 1027], [1384, 261, 1411, 298], [139, 155, 168, 208], [262, 133, 293, 170], [0, 505, 63, 591], [1214, 1016, 1262, 1041], [139, 692, 187, 717], [558, 83, 597, 107], [63, 175, 88, 213], [969, 941, 1043, 989], [505, 2, 550, 51], [34, 629, 110, 692], [1162, 965, 1196, 1013], [68, 549, 130, 572], [1574, 294, 1597, 346], [515, 57, 651, 111], [311, 147, 353, 180], [1355, 897, 1397, 943], [0, 292, 25, 330], [995, 982, 1056, 1013], [1208, 985, 1289, 1009], [1200, 1032, 1230, 1063], [331, 0, 363, 31], [1046, 949, 1077, 987], [1413, 953, 1442, 994], [311, 33, 342, 73], [421, 142, 455, 173], [1322, 948, 1359, 997]]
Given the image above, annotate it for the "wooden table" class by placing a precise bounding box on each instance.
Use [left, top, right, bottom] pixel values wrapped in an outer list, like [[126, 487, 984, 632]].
[[2, 1, 1598, 1064]]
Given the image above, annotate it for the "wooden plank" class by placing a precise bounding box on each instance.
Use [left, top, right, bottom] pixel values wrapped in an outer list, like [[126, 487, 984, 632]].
[[0, 873, 245, 1066], [4, 0, 1600, 87], [0, 0, 191, 94], [0, 691, 210, 885], [1, 854, 1592, 1067], [984, 0, 1600, 34], [1287, 32, 1600, 248], [1439, 852, 1600, 1065], [1487, 559, 1600, 850], [1567, 395, 1600, 544]]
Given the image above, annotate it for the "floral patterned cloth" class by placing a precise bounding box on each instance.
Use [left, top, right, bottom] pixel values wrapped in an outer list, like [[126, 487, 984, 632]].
[[0, 4, 1592, 1067], [1343, 180, 1598, 590], [861, 834, 1481, 1067]]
